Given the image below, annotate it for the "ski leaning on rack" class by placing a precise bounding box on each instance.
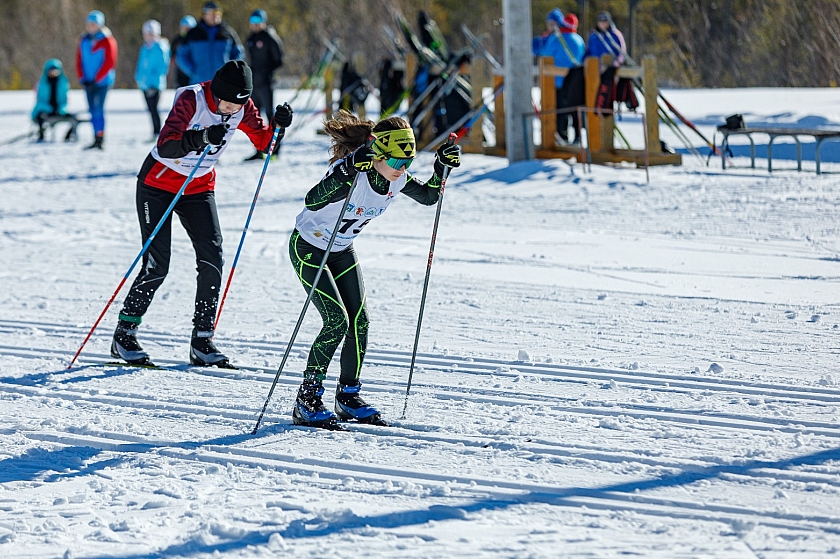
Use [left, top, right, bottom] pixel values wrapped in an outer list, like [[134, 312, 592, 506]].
[[420, 83, 505, 152], [461, 24, 502, 72]]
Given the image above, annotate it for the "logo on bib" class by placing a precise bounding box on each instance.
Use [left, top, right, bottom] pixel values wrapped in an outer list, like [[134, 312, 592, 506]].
[[354, 207, 366, 216]]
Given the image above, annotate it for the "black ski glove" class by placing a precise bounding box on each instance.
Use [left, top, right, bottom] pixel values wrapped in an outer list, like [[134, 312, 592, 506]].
[[203, 123, 228, 146], [273, 103, 293, 128], [348, 145, 376, 172], [436, 142, 461, 168]]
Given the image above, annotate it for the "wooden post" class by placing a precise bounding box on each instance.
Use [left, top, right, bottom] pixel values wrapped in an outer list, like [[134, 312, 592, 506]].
[[577, 0, 589, 44], [353, 52, 367, 120], [584, 56, 601, 151], [599, 55, 615, 153], [642, 55, 660, 154], [539, 56, 556, 149], [405, 52, 417, 103], [323, 62, 335, 120], [494, 73, 505, 150], [463, 57, 490, 152]]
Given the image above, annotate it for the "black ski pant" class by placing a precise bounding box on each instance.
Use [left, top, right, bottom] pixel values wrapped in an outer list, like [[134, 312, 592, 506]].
[[120, 182, 224, 333], [251, 82, 274, 123], [556, 87, 580, 143], [289, 230, 369, 385], [142, 88, 162, 135]]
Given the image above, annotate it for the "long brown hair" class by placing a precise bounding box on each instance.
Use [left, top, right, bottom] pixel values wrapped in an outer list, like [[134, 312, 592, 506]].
[[323, 109, 411, 164]]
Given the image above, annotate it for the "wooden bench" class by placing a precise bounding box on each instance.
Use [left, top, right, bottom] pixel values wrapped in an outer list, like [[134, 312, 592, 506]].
[[716, 126, 840, 174]]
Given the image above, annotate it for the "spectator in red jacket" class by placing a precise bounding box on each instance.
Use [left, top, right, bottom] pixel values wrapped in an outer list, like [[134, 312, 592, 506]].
[[76, 10, 118, 150]]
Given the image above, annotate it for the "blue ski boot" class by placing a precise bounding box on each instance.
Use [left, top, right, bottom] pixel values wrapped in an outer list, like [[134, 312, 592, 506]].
[[335, 381, 387, 426], [293, 380, 345, 430]]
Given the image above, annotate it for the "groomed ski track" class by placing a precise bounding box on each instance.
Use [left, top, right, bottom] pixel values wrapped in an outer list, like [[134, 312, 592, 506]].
[[3, 88, 840, 557], [2, 315, 840, 554]]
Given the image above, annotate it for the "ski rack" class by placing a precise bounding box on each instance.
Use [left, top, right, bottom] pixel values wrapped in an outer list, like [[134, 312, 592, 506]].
[[530, 54, 681, 167]]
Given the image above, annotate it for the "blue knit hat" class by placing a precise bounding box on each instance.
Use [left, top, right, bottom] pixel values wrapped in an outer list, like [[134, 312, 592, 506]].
[[86, 10, 105, 27], [546, 8, 563, 28], [180, 15, 197, 28], [249, 9, 267, 25]]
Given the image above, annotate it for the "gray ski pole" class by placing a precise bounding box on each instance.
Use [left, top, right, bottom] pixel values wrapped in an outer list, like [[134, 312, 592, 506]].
[[401, 133, 457, 419], [252, 137, 374, 434]]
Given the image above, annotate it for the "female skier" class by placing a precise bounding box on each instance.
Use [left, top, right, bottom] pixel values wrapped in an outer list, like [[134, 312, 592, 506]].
[[290, 110, 460, 429]]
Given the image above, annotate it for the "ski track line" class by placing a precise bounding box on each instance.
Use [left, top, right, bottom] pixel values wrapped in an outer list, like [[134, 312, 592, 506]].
[[19, 429, 840, 535], [1, 318, 839, 405], [7, 376, 840, 488], [2, 345, 840, 439], [0, 354, 840, 464], [5, 347, 840, 439]]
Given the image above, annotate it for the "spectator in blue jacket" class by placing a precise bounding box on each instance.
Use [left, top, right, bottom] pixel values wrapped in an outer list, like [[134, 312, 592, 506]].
[[585, 11, 627, 66], [31, 59, 79, 142], [135, 20, 170, 138], [169, 15, 197, 88], [76, 10, 118, 150], [176, 2, 244, 85], [533, 8, 585, 144]]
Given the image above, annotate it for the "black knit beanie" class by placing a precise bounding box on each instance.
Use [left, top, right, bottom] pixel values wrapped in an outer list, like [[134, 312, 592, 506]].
[[210, 60, 253, 103]]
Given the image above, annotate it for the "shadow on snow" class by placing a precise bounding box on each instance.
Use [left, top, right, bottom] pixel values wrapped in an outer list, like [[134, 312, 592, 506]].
[[3, 426, 838, 557]]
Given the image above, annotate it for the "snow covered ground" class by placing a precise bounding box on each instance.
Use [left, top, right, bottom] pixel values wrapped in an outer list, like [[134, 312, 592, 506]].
[[1, 87, 839, 558]]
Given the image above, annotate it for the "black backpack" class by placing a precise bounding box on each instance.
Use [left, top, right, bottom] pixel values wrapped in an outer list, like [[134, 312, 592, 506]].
[[724, 114, 745, 130]]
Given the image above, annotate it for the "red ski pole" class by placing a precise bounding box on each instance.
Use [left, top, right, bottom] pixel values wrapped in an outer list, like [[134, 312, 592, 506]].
[[67, 145, 212, 369]]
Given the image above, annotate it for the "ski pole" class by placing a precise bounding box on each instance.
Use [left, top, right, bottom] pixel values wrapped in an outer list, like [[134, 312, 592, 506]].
[[214, 125, 285, 331], [252, 137, 375, 434], [67, 145, 213, 369], [600, 34, 721, 158], [401, 133, 458, 419]]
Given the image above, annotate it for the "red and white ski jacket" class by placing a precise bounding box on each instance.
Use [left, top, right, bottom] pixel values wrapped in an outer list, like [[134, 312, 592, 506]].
[[138, 82, 275, 195]]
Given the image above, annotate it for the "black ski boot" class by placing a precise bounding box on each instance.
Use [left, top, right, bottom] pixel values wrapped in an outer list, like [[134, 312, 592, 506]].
[[335, 381, 387, 425], [85, 134, 104, 150], [293, 379, 345, 430], [189, 329, 235, 368], [111, 320, 153, 366], [243, 150, 264, 162]]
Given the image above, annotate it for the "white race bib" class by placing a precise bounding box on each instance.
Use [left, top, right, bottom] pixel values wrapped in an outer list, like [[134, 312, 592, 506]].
[[295, 164, 408, 251], [151, 85, 243, 177]]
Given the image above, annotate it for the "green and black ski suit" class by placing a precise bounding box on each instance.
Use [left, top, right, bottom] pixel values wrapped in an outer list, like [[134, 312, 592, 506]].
[[290, 158, 444, 384]]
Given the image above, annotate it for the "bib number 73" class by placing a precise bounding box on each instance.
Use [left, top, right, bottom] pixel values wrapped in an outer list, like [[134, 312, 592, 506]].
[[339, 218, 371, 234]]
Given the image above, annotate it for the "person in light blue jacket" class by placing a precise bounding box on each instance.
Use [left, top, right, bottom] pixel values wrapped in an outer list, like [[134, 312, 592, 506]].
[[532, 8, 585, 143], [31, 59, 79, 142], [135, 20, 170, 137]]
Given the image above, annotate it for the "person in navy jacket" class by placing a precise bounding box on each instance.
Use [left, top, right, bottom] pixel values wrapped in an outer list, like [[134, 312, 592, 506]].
[[585, 11, 627, 66], [111, 61, 293, 369], [169, 16, 197, 89], [176, 2, 244, 85], [76, 10, 118, 150], [135, 20, 170, 138]]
